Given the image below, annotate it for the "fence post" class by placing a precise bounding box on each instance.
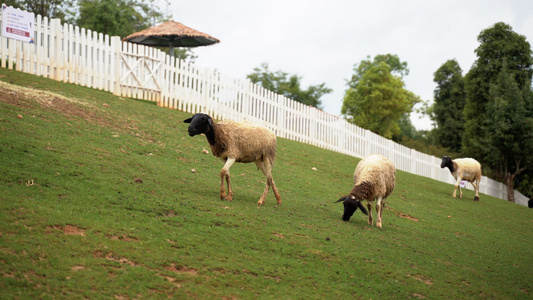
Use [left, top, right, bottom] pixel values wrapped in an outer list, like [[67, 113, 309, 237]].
[[49, 18, 62, 80], [110, 36, 122, 96]]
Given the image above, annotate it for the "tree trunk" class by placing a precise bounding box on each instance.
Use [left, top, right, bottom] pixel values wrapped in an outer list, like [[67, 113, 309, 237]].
[[505, 174, 515, 203]]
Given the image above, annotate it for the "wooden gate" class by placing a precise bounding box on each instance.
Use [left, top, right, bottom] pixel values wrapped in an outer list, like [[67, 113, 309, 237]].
[[119, 42, 166, 102]]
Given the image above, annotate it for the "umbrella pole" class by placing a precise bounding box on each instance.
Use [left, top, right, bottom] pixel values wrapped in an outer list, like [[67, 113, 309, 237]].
[[169, 37, 175, 57]]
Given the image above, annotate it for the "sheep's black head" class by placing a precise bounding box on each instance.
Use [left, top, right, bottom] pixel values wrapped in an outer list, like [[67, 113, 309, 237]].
[[183, 113, 213, 137], [335, 196, 368, 221], [441, 156, 452, 169]]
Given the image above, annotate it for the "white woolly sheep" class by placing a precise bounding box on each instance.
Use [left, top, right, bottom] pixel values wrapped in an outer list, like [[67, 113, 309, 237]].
[[335, 154, 396, 229], [184, 113, 281, 206], [440, 156, 481, 201]]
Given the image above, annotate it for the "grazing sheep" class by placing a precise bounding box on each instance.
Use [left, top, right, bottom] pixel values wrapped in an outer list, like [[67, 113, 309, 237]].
[[440, 156, 481, 201], [335, 154, 396, 229], [183, 113, 281, 206]]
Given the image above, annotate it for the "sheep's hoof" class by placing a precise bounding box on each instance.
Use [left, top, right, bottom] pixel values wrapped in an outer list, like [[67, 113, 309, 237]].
[[257, 200, 265, 206], [474, 196, 479, 201]]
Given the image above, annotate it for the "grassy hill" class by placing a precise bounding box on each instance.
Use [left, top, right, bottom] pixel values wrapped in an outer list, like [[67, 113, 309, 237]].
[[1, 68, 532, 299]]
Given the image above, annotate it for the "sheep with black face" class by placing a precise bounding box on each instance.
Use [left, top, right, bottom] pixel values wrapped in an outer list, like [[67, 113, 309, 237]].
[[336, 154, 396, 229], [440, 156, 481, 201], [184, 113, 281, 206]]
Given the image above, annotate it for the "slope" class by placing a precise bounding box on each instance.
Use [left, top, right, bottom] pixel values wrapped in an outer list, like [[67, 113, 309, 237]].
[[0, 68, 531, 299]]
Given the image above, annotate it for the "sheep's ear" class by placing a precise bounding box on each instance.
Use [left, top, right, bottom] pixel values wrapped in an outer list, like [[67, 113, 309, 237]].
[[357, 201, 368, 215], [208, 118, 213, 126], [334, 197, 347, 203], [183, 118, 193, 123]]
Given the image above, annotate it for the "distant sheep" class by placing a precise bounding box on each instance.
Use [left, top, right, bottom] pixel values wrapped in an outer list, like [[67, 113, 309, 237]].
[[335, 154, 396, 229], [440, 156, 481, 201], [184, 113, 281, 206]]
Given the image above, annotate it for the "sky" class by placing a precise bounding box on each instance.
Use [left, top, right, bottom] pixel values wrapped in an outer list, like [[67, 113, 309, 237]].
[[165, 0, 533, 130]]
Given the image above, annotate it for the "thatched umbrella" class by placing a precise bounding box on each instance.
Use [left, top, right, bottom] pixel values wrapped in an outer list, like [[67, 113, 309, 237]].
[[123, 20, 220, 56]]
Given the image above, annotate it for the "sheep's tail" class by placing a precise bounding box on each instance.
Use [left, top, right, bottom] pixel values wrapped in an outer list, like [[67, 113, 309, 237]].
[[259, 152, 275, 168], [265, 146, 276, 168]]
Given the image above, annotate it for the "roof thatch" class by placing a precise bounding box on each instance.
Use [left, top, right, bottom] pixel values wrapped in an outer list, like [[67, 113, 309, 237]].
[[123, 20, 220, 48]]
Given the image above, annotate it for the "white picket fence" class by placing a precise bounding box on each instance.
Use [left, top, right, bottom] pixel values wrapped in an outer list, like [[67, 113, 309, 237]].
[[0, 12, 529, 206]]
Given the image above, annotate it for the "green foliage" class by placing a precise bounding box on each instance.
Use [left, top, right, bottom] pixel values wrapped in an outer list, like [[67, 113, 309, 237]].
[[342, 56, 420, 139], [75, 0, 169, 38], [247, 63, 332, 108], [485, 61, 533, 195], [1, 68, 532, 299], [463, 22, 533, 201], [394, 116, 457, 159], [516, 169, 533, 197], [347, 54, 409, 89], [169, 47, 197, 62], [395, 113, 418, 140], [463, 22, 533, 159], [4, 0, 75, 22], [431, 59, 466, 153]]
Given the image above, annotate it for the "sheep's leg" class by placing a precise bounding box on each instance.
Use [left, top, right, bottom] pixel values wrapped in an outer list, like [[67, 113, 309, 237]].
[[453, 177, 462, 198], [366, 201, 373, 226], [220, 158, 235, 201], [472, 179, 480, 201], [376, 197, 385, 229], [270, 178, 282, 205], [256, 158, 282, 206]]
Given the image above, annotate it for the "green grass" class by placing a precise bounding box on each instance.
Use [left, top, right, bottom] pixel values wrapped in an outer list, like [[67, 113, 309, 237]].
[[1, 67, 532, 299]]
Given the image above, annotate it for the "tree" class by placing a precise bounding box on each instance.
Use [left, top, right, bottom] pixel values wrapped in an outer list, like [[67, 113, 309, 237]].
[[171, 48, 197, 63], [247, 63, 332, 108], [463, 22, 533, 159], [75, 0, 169, 39], [432, 59, 466, 153], [4, 0, 74, 22], [485, 61, 533, 202], [342, 55, 420, 139], [347, 54, 409, 90], [463, 22, 533, 202]]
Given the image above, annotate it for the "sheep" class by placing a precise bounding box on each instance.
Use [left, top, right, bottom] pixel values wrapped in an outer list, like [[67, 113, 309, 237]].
[[440, 156, 481, 201], [183, 113, 281, 206], [335, 154, 396, 229]]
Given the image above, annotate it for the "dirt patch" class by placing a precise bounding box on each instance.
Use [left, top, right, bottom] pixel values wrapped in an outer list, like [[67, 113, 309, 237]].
[[0, 81, 159, 145], [412, 293, 426, 298], [273, 232, 285, 238], [408, 274, 433, 285], [47, 225, 86, 236], [71, 265, 86, 272], [164, 263, 198, 276], [0, 81, 112, 127], [105, 234, 140, 242], [394, 211, 419, 221], [93, 251, 137, 266], [157, 274, 183, 288]]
